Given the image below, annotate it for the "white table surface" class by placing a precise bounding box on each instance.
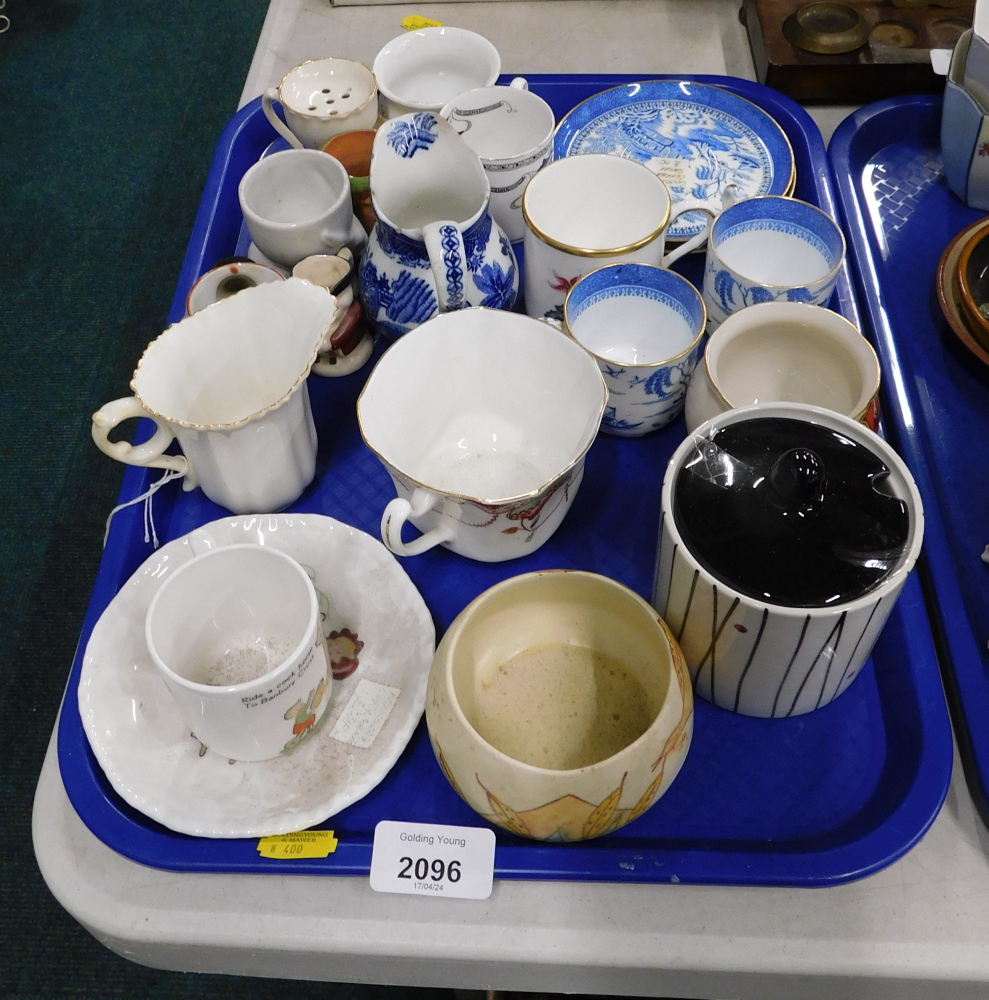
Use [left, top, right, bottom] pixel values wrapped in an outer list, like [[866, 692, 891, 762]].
[[35, 1, 985, 996]]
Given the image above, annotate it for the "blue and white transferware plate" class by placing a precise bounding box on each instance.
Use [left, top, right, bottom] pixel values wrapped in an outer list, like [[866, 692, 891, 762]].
[[554, 80, 795, 243]]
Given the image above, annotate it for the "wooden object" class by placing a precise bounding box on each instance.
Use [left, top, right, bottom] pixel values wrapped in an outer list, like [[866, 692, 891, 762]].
[[742, 0, 972, 101]]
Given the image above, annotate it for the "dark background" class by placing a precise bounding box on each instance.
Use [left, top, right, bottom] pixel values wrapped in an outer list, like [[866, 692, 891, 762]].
[[0, 1, 453, 996]]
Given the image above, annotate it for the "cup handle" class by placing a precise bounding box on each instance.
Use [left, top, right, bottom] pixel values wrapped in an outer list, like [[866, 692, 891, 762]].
[[422, 221, 470, 313], [381, 489, 455, 557], [661, 200, 719, 267], [347, 214, 369, 253], [91, 397, 190, 480], [188, 527, 219, 557], [319, 215, 369, 258], [261, 88, 304, 150], [510, 77, 529, 91]]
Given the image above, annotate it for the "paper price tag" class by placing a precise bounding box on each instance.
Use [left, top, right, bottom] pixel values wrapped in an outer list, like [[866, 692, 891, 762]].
[[257, 830, 338, 859], [401, 15, 443, 30], [370, 820, 495, 899]]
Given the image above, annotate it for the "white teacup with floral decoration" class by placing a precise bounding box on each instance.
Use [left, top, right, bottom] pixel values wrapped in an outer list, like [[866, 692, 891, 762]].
[[521, 153, 717, 323], [357, 307, 607, 562]]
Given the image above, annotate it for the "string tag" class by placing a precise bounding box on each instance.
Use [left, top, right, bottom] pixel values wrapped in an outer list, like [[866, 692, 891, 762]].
[[103, 465, 186, 549]]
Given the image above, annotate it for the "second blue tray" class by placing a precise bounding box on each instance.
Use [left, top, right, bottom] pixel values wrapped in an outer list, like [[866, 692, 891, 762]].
[[830, 95, 989, 826], [55, 76, 953, 886]]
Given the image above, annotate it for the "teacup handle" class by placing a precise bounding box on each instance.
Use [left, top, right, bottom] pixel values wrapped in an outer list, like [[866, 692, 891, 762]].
[[422, 221, 470, 313], [91, 396, 190, 480], [261, 88, 304, 150], [322, 214, 368, 256], [188, 527, 219, 557], [661, 198, 720, 267], [381, 488, 455, 557]]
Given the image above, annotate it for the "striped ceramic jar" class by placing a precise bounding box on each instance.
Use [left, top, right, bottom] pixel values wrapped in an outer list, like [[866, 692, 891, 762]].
[[652, 402, 924, 718]]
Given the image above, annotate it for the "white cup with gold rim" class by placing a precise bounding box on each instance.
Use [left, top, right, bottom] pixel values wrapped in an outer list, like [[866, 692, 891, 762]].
[[521, 153, 717, 323]]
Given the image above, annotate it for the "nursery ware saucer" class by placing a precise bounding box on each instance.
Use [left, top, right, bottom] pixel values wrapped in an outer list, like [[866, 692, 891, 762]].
[[77, 513, 435, 838]]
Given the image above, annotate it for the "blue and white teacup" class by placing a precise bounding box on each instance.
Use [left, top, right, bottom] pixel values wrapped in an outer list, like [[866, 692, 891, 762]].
[[564, 262, 706, 437], [702, 196, 845, 331]]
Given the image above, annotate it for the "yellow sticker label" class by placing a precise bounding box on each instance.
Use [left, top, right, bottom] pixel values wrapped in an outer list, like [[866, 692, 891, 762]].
[[257, 831, 338, 859], [401, 15, 443, 30]]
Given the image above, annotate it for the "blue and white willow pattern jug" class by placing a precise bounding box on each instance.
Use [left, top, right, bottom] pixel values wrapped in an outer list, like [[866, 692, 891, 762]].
[[359, 112, 519, 338]]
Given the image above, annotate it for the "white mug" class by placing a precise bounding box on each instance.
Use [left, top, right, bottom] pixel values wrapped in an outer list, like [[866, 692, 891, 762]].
[[357, 307, 607, 562], [262, 57, 378, 150], [238, 148, 368, 268], [440, 78, 555, 242], [92, 279, 334, 514], [521, 153, 717, 322], [145, 542, 332, 761]]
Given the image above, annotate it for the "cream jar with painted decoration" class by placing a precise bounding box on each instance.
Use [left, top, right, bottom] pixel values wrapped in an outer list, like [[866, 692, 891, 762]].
[[425, 569, 693, 841]]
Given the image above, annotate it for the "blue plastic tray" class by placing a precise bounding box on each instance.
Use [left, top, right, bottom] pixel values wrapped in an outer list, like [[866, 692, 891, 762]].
[[56, 76, 953, 886], [830, 95, 989, 825]]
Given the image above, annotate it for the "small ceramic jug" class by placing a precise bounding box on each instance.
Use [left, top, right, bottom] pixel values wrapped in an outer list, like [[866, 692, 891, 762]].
[[91, 279, 332, 514], [358, 112, 519, 338]]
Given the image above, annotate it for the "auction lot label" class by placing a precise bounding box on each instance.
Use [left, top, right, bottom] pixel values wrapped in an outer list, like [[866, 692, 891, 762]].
[[370, 820, 496, 899]]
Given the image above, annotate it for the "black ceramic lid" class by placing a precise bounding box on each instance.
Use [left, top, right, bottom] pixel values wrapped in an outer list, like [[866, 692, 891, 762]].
[[672, 415, 911, 608]]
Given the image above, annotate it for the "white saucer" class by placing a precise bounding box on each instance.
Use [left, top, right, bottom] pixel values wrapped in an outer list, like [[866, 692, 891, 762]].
[[77, 513, 435, 838]]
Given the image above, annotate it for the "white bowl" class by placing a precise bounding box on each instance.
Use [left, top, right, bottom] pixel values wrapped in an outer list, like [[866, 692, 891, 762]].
[[373, 27, 501, 118]]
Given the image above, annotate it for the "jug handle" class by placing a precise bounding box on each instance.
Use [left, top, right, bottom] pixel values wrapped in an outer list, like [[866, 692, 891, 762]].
[[381, 489, 455, 557], [422, 221, 470, 313], [92, 397, 189, 479], [661, 199, 720, 267], [261, 88, 305, 150]]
